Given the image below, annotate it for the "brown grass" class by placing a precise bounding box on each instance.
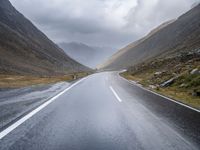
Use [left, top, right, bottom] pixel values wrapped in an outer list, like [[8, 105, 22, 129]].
[[0, 72, 89, 88], [156, 87, 200, 109], [121, 73, 200, 109]]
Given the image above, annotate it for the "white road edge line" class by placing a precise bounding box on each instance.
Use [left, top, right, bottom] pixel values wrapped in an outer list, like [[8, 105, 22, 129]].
[[118, 74, 200, 113], [110, 86, 122, 102], [0, 77, 88, 140]]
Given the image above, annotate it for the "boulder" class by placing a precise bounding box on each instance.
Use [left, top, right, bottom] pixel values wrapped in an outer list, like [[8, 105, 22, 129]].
[[149, 85, 157, 89], [179, 83, 187, 88], [190, 68, 200, 75], [154, 72, 162, 76], [160, 77, 177, 87]]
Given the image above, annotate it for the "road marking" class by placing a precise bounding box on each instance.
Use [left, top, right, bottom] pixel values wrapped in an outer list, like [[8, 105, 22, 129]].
[[0, 77, 87, 140], [110, 86, 122, 102], [119, 74, 200, 113]]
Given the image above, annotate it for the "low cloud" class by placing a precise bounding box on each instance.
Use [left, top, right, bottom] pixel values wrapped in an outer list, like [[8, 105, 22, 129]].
[[10, 0, 199, 48]]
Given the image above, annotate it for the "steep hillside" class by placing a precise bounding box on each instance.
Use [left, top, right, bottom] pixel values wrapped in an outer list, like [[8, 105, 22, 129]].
[[0, 0, 90, 76], [121, 47, 200, 108], [59, 42, 116, 68], [100, 4, 200, 70]]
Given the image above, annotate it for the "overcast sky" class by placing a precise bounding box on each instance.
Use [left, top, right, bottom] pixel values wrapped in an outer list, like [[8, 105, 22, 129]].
[[10, 0, 199, 48]]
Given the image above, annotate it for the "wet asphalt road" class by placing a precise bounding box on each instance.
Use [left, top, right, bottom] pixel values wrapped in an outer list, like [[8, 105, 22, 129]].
[[0, 82, 70, 130], [0, 72, 199, 150]]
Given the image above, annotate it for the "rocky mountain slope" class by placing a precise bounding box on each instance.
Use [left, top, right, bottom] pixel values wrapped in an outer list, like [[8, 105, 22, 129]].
[[100, 4, 200, 70], [59, 42, 116, 68], [109, 4, 200, 108], [0, 0, 90, 76], [121, 48, 200, 108]]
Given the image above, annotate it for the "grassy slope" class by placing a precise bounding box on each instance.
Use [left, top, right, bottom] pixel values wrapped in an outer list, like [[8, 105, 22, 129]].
[[121, 51, 200, 109]]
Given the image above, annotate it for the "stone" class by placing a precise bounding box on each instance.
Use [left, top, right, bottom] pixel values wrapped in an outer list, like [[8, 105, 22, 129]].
[[160, 77, 177, 87], [149, 85, 157, 89], [179, 83, 187, 88], [190, 68, 200, 75], [154, 72, 162, 76]]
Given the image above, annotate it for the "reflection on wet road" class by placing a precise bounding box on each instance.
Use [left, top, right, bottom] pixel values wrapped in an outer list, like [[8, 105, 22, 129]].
[[0, 72, 199, 150]]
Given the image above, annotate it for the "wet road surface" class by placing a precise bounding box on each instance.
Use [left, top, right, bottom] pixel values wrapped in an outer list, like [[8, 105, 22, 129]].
[[0, 82, 70, 130], [0, 72, 199, 150]]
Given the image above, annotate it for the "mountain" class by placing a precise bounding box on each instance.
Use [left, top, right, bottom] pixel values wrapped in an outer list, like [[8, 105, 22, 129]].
[[59, 42, 116, 68], [0, 0, 90, 76], [100, 4, 200, 70]]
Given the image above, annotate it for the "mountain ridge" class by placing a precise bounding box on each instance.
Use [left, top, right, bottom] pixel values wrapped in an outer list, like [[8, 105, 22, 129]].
[[100, 4, 200, 70], [59, 42, 116, 68], [0, 0, 90, 76]]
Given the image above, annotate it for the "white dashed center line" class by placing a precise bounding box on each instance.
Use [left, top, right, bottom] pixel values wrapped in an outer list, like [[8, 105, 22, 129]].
[[110, 86, 122, 102]]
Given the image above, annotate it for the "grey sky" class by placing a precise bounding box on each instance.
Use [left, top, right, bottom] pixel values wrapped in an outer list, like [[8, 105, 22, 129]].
[[10, 0, 199, 48]]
